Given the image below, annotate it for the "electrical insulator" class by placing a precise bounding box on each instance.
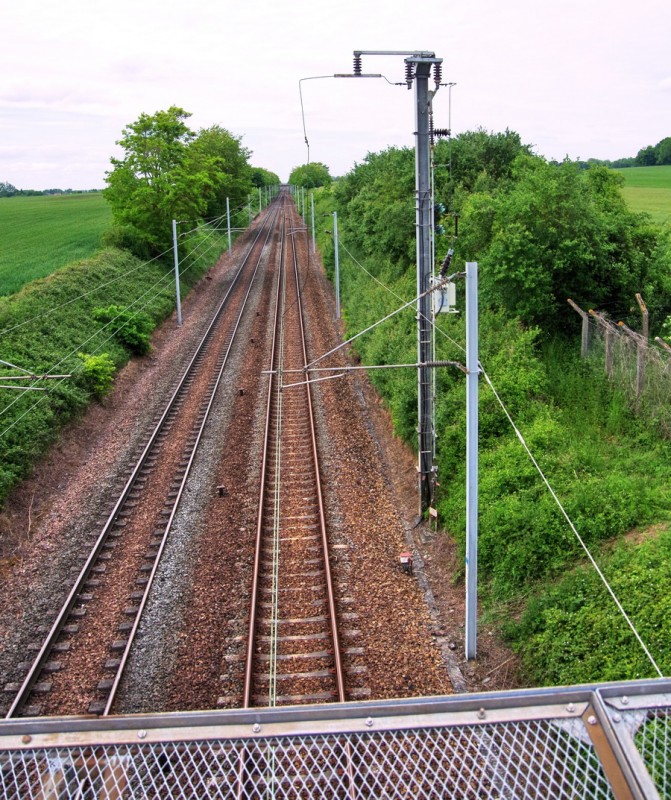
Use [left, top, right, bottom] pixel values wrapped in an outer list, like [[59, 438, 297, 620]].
[[434, 63, 443, 86], [353, 53, 362, 76], [433, 202, 446, 235], [434, 128, 451, 138], [405, 61, 414, 88]]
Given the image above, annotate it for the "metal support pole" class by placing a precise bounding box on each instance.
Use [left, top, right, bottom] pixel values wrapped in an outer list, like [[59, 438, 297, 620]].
[[226, 197, 232, 256], [302, 186, 305, 217], [248, 195, 252, 224], [172, 219, 182, 326], [411, 56, 435, 513], [465, 261, 479, 659], [333, 211, 340, 320], [258, 186, 262, 214], [311, 193, 316, 253]]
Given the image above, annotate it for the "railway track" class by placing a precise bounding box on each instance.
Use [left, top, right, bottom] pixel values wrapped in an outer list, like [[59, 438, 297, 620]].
[[4, 200, 282, 719], [243, 201, 346, 709], [3, 188, 454, 729]]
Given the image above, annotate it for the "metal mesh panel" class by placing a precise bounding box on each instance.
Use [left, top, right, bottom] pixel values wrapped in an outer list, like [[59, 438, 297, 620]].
[[0, 719, 614, 799], [619, 706, 671, 799]]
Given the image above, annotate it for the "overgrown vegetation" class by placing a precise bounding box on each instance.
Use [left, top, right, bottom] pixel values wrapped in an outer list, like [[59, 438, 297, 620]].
[[0, 238, 223, 506], [103, 106, 268, 257], [0, 106, 278, 506], [313, 129, 671, 685]]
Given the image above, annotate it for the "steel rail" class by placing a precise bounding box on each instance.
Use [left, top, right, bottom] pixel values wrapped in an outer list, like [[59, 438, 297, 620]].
[[102, 202, 283, 715], [6, 201, 281, 719], [239, 196, 353, 800], [242, 194, 347, 702], [289, 205, 358, 800], [289, 208, 347, 704], [242, 204, 286, 710]]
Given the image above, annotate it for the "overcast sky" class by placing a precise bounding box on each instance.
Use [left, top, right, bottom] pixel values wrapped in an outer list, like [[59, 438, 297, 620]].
[[1, 0, 670, 189]]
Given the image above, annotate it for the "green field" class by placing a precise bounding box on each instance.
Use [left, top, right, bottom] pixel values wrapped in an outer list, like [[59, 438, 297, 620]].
[[0, 193, 111, 296], [614, 165, 671, 225]]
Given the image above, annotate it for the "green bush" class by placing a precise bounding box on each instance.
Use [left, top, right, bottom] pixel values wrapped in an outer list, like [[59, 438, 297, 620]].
[[506, 528, 671, 684], [92, 304, 153, 355], [0, 246, 204, 506], [76, 352, 116, 399]]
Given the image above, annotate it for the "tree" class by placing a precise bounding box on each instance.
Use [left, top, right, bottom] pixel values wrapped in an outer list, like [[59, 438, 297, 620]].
[[251, 167, 280, 188], [189, 125, 253, 219], [455, 157, 669, 331], [0, 181, 17, 197], [635, 145, 657, 166], [656, 137, 671, 166], [103, 106, 214, 255], [288, 162, 332, 189]]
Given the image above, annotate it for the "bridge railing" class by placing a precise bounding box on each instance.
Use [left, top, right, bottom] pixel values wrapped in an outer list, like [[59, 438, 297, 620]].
[[1, 678, 668, 798]]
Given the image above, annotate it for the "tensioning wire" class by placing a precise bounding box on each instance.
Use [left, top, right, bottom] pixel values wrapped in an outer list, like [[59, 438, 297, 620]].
[[303, 239, 663, 675], [0, 267, 177, 430], [0, 245, 174, 338]]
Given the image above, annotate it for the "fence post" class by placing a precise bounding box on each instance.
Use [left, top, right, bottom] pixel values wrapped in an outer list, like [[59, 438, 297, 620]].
[[589, 310, 619, 379], [226, 197, 232, 256], [635, 293, 649, 399], [172, 220, 182, 326], [567, 299, 590, 357]]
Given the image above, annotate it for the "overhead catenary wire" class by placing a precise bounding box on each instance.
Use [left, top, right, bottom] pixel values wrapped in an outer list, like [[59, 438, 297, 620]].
[[0, 266, 177, 430], [0, 197, 262, 432], [311, 237, 664, 677]]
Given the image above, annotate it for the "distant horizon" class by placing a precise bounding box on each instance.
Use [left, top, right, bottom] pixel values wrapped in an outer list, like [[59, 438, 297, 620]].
[[2, 150, 668, 195]]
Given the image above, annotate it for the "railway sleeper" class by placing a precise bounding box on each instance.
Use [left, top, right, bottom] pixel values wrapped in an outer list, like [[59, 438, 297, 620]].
[[257, 650, 331, 662], [253, 669, 335, 684], [252, 691, 336, 705]]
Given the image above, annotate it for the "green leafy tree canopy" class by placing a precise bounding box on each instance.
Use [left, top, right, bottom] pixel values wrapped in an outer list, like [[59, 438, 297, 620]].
[[104, 106, 209, 254], [289, 162, 332, 189]]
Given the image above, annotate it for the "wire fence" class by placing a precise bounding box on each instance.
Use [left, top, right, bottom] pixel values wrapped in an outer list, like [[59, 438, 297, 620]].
[[568, 299, 671, 438]]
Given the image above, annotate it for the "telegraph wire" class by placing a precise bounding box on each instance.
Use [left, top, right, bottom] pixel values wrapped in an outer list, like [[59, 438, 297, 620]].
[[0, 267, 176, 429], [0, 246, 174, 338], [0, 192, 271, 430], [308, 237, 663, 675], [480, 367, 664, 678]]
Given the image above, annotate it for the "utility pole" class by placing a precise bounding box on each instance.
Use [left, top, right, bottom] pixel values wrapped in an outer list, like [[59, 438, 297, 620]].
[[333, 211, 340, 319], [406, 52, 442, 513], [311, 193, 316, 253], [226, 197, 232, 256], [172, 219, 182, 326], [465, 262, 479, 659], [340, 50, 443, 512]]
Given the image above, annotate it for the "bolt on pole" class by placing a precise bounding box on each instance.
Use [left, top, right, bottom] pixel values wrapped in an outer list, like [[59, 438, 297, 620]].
[[172, 219, 182, 326], [226, 197, 232, 256], [465, 261, 479, 659]]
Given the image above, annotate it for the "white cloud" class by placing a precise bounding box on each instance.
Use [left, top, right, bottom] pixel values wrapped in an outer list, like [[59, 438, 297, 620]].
[[1, 0, 671, 186]]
